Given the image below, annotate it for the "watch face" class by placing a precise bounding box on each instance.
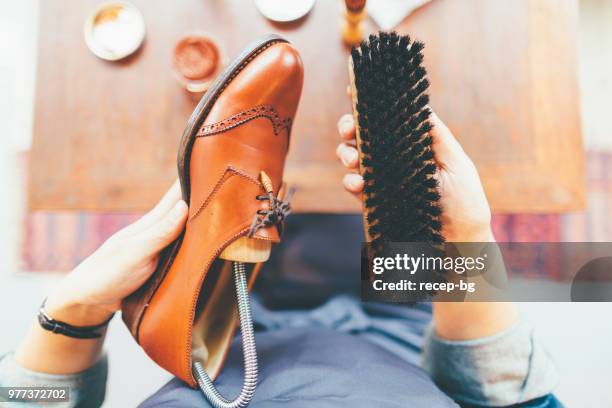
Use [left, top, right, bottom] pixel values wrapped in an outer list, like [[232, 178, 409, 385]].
[[254, 0, 316, 23]]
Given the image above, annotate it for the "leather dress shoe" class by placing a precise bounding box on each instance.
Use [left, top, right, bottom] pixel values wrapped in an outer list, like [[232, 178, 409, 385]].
[[122, 34, 303, 389]]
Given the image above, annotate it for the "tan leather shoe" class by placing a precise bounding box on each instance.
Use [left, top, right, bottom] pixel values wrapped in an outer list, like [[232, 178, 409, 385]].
[[122, 34, 303, 397]]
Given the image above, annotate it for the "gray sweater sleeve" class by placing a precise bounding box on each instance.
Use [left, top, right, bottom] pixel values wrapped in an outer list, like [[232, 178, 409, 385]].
[[0, 321, 557, 407], [0, 353, 107, 408], [422, 321, 559, 407]]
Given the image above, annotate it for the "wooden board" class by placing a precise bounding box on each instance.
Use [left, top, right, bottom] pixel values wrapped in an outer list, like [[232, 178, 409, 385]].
[[29, 0, 584, 213]]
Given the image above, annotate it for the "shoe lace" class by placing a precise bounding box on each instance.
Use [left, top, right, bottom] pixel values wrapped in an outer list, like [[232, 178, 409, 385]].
[[247, 172, 293, 237]]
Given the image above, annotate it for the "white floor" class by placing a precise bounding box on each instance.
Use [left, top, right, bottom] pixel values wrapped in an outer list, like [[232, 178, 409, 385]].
[[1, 0, 612, 407], [518, 303, 612, 407]]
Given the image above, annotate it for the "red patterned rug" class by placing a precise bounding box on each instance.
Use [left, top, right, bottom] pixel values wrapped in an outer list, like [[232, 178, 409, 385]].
[[21, 152, 612, 277]]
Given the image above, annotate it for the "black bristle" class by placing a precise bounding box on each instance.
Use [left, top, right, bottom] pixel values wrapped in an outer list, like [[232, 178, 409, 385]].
[[351, 31, 444, 248]]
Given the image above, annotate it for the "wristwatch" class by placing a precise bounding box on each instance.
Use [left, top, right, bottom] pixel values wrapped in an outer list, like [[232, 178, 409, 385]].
[[37, 299, 114, 339]]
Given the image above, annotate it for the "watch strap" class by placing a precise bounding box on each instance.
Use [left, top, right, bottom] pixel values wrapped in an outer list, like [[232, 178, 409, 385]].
[[37, 299, 113, 339]]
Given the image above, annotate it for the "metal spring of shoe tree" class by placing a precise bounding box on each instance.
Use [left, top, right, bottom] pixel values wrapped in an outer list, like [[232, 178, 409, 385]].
[[192, 260, 258, 408]]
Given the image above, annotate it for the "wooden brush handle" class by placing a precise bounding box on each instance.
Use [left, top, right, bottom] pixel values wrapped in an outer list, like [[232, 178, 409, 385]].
[[345, 0, 366, 13], [348, 56, 373, 243], [342, 0, 366, 46]]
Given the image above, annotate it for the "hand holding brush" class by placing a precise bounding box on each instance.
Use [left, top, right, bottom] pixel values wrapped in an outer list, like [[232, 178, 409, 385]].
[[336, 100, 518, 340], [336, 110, 493, 243], [337, 31, 517, 340]]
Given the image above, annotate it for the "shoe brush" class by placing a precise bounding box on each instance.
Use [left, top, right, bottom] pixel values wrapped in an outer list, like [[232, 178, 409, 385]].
[[348, 32, 444, 248]]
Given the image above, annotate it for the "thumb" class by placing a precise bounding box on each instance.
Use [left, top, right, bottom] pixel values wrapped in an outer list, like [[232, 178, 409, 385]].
[[134, 199, 188, 255]]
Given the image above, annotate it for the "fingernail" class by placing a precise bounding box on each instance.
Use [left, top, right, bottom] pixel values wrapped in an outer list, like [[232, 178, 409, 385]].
[[340, 124, 350, 137], [342, 149, 358, 166], [338, 115, 352, 134], [340, 119, 352, 134], [345, 174, 361, 189]]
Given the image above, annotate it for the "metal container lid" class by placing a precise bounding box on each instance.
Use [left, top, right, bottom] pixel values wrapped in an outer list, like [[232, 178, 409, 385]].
[[84, 1, 145, 61], [254, 0, 316, 22]]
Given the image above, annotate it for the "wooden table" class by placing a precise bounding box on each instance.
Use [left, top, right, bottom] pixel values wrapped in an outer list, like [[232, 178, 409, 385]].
[[29, 0, 584, 213]]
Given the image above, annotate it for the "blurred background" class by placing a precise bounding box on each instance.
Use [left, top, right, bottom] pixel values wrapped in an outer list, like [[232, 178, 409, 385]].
[[1, 0, 611, 406]]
